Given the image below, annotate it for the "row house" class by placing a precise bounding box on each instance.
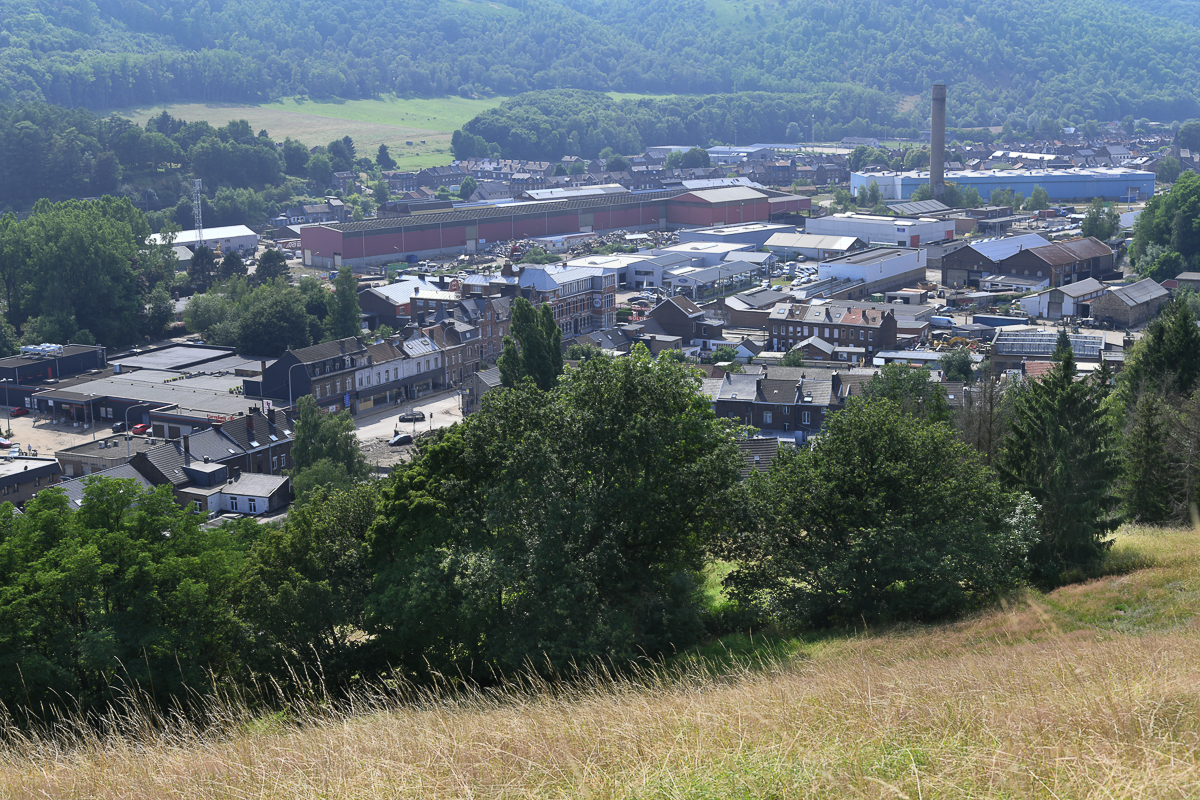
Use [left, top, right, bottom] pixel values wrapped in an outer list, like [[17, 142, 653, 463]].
[[382, 171, 420, 193], [354, 332, 444, 412], [280, 198, 346, 225], [423, 317, 482, 389], [332, 171, 356, 193], [457, 295, 512, 362], [417, 164, 467, 188], [258, 337, 369, 411], [713, 368, 842, 441], [519, 265, 618, 335], [766, 303, 897, 354]]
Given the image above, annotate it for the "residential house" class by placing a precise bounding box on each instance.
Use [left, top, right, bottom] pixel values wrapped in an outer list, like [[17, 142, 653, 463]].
[[382, 171, 420, 194], [332, 171, 356, 193], [766, 302, 897, 355], [423, 316, 482, 389], [417, 164, 466, 188], [647, 295, 726, 349]]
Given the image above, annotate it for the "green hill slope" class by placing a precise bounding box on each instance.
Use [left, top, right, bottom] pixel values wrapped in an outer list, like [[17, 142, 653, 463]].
[[4, 524, 1200, 796], [1, 0, 1198, 123]]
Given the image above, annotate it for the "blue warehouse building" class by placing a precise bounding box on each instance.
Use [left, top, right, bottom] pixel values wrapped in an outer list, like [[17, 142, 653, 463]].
[[852, 168, 1156, 203]]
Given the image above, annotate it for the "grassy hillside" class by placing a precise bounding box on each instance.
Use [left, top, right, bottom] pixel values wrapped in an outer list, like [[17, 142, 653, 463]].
[[115, 96, 509, 171], [5, 523, 1200, 797]]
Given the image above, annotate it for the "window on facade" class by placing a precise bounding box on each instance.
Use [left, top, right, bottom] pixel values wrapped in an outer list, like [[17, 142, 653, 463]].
[[272, 457, 278, 472], [326, 383, 331, 396], [833, 328, 839, 339], [763, 412, 772, 424], [859, 330, 865, 340], [230, 496, 238, 511], [336, 379, 341, 392], [248, 498, 257, 513], [802, 411, 811, 425], [869, 331, 874, 341]]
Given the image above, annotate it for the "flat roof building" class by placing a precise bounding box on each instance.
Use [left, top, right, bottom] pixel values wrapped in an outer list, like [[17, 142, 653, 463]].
[[149, 225, 259, 253], [853, 167, 1156, 202], [806, 213, 954, 247]]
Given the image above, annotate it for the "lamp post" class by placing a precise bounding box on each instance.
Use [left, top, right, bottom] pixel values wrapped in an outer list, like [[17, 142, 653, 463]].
[[125, 403, 149, 457], [287, 362, 308, 409]]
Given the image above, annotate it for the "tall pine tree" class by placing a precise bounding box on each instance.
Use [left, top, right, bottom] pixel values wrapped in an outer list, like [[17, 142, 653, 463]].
[[1120, 299, 1200, 401], [1121, 392, 1173, 522], [1001, 330, 1119, 581]]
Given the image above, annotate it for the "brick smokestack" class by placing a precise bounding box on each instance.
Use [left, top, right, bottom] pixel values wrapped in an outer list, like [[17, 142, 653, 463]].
[[931, 81, 947, 202]]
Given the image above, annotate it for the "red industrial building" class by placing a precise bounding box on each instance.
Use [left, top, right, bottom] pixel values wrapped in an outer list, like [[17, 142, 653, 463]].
[[300, 187, 808, 269], [665, 186, 807, 227]]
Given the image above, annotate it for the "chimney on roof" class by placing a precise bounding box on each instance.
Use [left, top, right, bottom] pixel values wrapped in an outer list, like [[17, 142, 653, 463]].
[[182, 434, 190, 456]]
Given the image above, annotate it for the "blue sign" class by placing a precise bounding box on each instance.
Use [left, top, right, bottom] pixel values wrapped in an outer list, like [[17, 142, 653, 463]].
[[344, 393, 351, 407]]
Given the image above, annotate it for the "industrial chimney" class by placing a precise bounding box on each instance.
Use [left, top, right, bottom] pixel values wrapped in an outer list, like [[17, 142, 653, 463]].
[[930, 81, 947, 201]]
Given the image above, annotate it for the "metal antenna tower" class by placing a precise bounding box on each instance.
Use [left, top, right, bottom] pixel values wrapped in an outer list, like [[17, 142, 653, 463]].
[[192, 179, 204, 246]]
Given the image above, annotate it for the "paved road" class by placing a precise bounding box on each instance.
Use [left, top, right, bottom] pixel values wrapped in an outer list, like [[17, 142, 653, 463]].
[[353, 388, 467, 442]]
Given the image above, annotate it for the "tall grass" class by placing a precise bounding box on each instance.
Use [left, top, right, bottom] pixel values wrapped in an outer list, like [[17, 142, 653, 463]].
[[5, 523, 1200, 798]]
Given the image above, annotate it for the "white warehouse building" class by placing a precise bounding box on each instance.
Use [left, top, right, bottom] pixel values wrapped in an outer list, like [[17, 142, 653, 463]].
[[805, 213, 954, 247], [818, 246, 928, 294], [148, 225, 260, 254]]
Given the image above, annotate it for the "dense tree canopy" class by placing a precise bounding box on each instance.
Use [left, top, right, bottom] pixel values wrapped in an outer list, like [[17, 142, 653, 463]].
[[368, 345, 742, 678], [723, 398, 1035, 627], [2, 0, 1199, 128]]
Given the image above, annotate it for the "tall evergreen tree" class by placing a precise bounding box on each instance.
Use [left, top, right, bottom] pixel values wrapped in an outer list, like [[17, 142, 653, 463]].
[[497, 298, 562, 391], [1001, 331, 1119, 581], [1120, 299, 1200, 401], [1121, 392, 1173, 522], [325, 267, 363, 340]]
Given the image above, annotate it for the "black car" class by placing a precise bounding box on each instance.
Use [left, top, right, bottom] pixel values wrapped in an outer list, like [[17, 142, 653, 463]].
[[398, 410, 425, 423], [390, 432, 414, 446], [111, 421, 127, 433]]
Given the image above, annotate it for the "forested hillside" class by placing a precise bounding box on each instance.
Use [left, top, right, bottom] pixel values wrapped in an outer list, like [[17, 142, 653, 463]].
[[2, 0, 1200, 123], [458, 90, 924, 161]]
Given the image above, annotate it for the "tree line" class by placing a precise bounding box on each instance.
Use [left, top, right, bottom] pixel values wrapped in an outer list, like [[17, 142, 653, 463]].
[[5, 0, 1200, 125]]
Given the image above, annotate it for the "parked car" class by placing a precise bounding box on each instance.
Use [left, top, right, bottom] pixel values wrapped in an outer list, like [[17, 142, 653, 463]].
[[9, 407, 28, 417], [398, 410, 426, 423], [131, 423, 151, 435], [111, 421, 126, 433], [390, 432, 414, 446]]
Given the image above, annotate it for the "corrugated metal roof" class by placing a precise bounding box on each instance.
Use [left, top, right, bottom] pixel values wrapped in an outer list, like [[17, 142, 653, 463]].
[[679, 187, 769, 204], [327, 189, 688, 233], [890, 199, 951, 216], [1109, 278, 1169, 306], [968, 234, 1052, 262], [764, 233, 863, 251]]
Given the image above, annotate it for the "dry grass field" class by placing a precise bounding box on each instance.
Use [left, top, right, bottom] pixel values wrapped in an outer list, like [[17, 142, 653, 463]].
[[112, 96, 508, 171], [4, 523, 1200, 798]]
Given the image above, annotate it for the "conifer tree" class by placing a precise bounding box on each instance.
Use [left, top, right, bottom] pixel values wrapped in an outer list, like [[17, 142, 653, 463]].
[[498, 298, 562, 391], [1001, 329, 1119, 581], [1121, 392, 1173, 522]]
